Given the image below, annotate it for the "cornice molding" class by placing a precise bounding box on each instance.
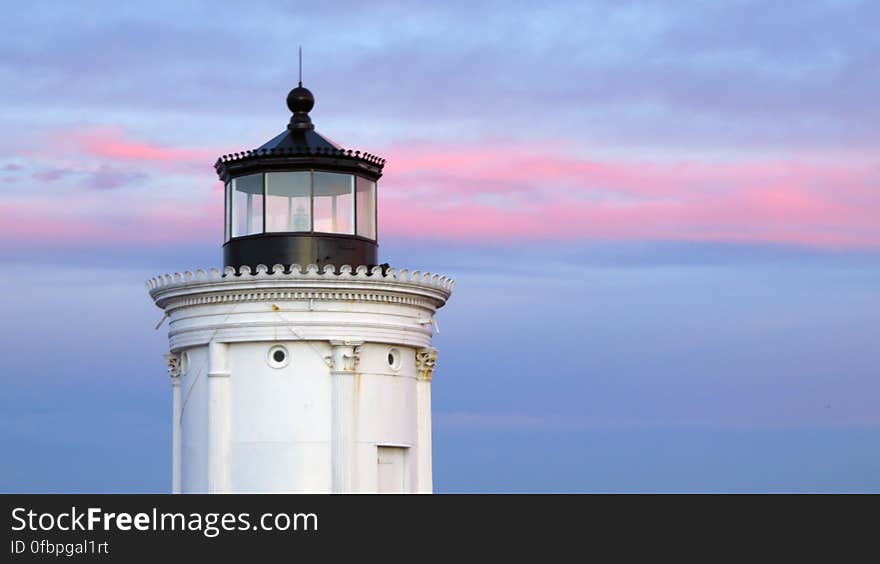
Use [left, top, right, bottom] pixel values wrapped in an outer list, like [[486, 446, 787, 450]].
[[147, 264, 453, 312], [161, 289, 436, 311]]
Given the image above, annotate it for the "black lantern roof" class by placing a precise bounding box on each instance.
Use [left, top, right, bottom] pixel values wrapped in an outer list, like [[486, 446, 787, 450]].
[[214, 84, 386, 182]]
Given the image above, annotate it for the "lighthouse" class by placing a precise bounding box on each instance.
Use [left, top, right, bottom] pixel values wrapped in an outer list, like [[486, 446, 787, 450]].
[[147, 79, 453, 493]]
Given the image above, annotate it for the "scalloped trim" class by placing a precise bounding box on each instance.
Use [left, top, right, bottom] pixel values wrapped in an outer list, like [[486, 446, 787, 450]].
[[214, 146, 386, 170], [146, 264, 455, 293]]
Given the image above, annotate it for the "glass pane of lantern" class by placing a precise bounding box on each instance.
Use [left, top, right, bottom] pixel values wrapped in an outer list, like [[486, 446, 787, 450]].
[[266, 171, 311, 232], [356, 177, 376, 240], [313, 172, 354, 234], [232, 174, 264, 237], [224, 181, 231, 241]]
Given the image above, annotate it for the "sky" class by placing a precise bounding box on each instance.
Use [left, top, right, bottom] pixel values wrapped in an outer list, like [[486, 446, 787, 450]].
[[1, 1, 878, 492]]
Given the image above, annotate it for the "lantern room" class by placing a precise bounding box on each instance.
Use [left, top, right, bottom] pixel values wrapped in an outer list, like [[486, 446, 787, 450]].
[[214, 81, 385, 271]]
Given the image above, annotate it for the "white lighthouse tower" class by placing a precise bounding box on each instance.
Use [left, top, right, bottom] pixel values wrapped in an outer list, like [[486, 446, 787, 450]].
[[147, 80, 453, 493]]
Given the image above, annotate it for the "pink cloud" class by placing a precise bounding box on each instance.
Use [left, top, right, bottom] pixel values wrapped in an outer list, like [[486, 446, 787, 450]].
[[376, 142, 880, 248], [0, 199, 221, 247], [3, 126, 222, 195], [2, 134, 879, 250], [61, 127, 215, 164]]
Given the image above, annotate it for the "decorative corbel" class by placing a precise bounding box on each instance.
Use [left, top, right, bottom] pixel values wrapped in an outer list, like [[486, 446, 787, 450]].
[[415, 347, 438, 381], [164, 353, 182, 379], [329, 340, 364, 372]]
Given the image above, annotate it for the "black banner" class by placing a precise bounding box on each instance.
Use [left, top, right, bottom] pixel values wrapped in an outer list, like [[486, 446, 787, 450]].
[[1, 494, 868, 560]]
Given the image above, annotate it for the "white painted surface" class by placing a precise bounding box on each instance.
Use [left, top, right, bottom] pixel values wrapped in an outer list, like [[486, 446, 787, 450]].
[[207, 342, 230, 493], [377, 446, 408, 493], [171, 376, 182, 494], [416, 378, 433, 493], [152, 265, 450, 493], [179, 345, 209, 493]]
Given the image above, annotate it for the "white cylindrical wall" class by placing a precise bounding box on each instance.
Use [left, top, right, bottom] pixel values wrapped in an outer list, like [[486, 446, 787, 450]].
[[176, 340, 422, 493]]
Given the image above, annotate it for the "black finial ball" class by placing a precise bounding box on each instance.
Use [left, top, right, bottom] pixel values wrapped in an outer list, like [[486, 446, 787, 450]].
[[287, 86, 315, 114]]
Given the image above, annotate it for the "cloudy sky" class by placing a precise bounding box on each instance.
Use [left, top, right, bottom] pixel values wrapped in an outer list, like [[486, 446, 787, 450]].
[[1, 1, 878, 492]]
